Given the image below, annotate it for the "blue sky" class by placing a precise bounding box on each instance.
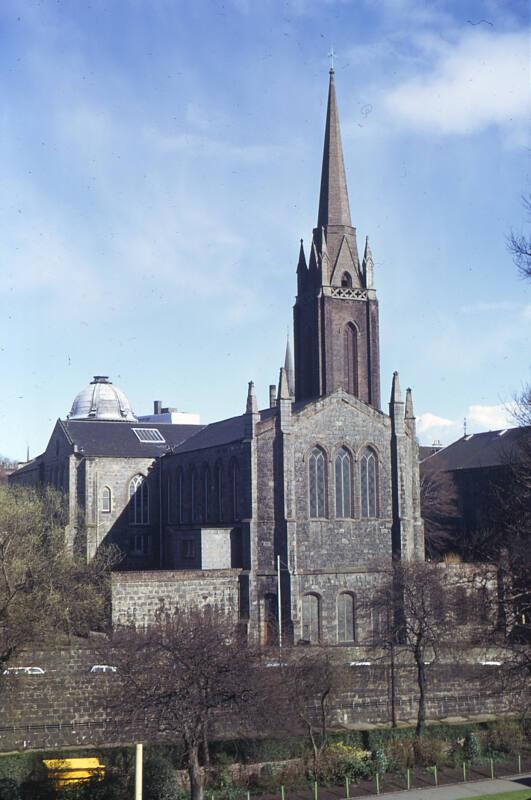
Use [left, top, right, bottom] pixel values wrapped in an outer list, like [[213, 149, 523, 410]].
[[0, 0, 529, 460]]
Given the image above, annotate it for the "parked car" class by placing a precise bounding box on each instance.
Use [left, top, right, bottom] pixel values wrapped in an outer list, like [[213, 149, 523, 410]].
[[89, 664, 117, 674], [2, 666, 45, 676]]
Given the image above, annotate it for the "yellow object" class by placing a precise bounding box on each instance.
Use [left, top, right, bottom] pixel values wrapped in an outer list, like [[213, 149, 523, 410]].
[[44, 757, 105, 787]]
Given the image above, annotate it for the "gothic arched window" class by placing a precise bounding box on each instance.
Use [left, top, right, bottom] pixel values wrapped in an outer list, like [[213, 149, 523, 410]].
[[129, 474, 149, 525], [215, 462, 224, 521], [309, 447, 326, 518], [344, 323, 359, 397], [337, 592, 356, 642], [302, 593, 321, 643], [335, 447, 352, 518], [360, 448, 377, 518], [101, 486, 111, 513], [190, 466, 197, 523], [202, 464, 210, 522], [230, 459, 240, 521], [263, 593, 278, 646], [341, 272, 352, 288], [176, 468, 183, 524]]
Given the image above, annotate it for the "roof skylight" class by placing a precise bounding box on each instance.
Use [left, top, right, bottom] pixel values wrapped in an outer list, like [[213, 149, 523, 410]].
[[132, 428, 165, 443]]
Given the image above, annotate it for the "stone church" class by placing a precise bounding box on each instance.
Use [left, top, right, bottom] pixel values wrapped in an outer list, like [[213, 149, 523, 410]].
[[11, 70, 424, 645]]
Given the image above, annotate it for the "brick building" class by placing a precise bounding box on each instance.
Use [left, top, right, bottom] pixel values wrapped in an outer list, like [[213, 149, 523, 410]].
[[11, 70, 425, 643]]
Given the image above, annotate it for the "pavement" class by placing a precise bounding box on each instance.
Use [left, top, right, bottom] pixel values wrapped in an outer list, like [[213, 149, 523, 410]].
[[368, 773, 531, 800]]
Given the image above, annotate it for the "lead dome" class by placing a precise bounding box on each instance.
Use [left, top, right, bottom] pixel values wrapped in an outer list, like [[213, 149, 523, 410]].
[[68, 376, 137, 421]]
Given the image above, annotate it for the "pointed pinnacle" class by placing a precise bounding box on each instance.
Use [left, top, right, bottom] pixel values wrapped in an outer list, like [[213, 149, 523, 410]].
[[363, 236, 373, 263], [278, 367, 291, 401], [405, 387, 414, 419], [390, 371, 402, 404], [284, 336, 295, 397], [246, 381, 258, 415], [297, 239, 307, 273]]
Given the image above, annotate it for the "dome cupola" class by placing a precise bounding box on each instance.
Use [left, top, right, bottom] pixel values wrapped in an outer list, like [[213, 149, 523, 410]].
[[68, 376, 137, 421]]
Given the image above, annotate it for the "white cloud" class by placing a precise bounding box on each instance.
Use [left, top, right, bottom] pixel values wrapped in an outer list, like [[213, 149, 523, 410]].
[[383, 30, 531, 138], [467, 402, 516, 431], [418, 402, 518, 445], [417, 412, 454, 434]]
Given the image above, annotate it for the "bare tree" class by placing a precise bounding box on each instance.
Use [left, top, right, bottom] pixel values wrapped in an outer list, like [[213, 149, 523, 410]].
[[272, 646, 345, 776], [108, 608, 264, 800], [372, 562, 461, 739], [508, 195, 531, 280]]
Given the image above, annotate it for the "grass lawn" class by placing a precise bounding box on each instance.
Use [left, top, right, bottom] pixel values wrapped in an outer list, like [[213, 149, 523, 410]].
[[469, 791, 531, 800]]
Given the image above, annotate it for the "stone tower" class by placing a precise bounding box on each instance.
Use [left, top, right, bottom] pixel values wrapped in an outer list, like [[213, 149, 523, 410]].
[[294, 69, 381, 409]]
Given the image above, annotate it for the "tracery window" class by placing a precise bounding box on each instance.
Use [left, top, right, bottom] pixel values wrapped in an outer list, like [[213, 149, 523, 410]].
[[176, 468, 183, 524], [337, 592, 356, 642], [101, 486, 111, 513], [190, 467, 197, 523], [309, 447, 326, 518], [202, 464, 210, 522], [215, 462, 224, 521], [129, 474, 149, 525], [360, 448, 377, 518], [302, 593, 321, 643], [344, 323, 359, 396], [335, 447, 352, 518], [230, 459, 240, 521]]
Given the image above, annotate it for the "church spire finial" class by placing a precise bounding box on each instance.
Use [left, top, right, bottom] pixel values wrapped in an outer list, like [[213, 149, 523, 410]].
[[317, 68, 351, 229]]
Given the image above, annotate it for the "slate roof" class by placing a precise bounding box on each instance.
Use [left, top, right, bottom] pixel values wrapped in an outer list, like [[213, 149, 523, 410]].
[[170, 407, 278, 455], [170, 414, 247, 454], [59, 419, 204, 458], [421, 426, 530, 472]]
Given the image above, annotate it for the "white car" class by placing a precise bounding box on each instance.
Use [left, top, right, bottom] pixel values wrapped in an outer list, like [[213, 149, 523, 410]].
[[2, 666, 45, 676], [90, 664, 117, 674]]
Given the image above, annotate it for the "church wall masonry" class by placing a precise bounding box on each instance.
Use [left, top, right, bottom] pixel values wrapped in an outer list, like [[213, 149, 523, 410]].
[[112, 569, 241, 627]]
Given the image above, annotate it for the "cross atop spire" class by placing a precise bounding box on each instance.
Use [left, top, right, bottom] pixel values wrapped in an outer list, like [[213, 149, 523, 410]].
[[317, 68, 352, 230]]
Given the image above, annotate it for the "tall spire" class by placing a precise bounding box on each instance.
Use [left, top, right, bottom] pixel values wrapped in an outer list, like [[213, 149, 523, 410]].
[[317, 69, 352, 229]]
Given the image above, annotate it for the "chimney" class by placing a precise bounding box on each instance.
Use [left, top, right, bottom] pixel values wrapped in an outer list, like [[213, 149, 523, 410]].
[[154, 400, 162, 415], [269, 384, 276, 408]]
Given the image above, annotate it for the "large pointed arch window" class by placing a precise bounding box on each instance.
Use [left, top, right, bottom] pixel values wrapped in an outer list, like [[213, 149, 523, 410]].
[[190, 466, 197, 523], [230, 459, 240, 521], [201, 464, 210, 522], [344, 323, 359, 397], [302, 593, 321, 643], [335, 447, 352, 518], [215, 461, 224, 522], [309, 447, 326, 518], [337, 592, 356, 642], [176, 468, 183, 524], [360, 448, 378, 518], [101, 486, 111, 514], [129, 474, 149, 525]]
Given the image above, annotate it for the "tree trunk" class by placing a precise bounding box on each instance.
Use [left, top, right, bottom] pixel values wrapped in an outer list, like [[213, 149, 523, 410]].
[[202, 722, 210, 771], [187, 739, 204, 800], [415, 651, 427, 738], [389, 642, 397, 728], [308, 724, 319, 777]]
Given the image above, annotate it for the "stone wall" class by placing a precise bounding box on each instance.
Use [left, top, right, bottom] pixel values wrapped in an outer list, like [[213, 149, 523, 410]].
[[0, 644, 523, 753], [111, 568, 242, 627]]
